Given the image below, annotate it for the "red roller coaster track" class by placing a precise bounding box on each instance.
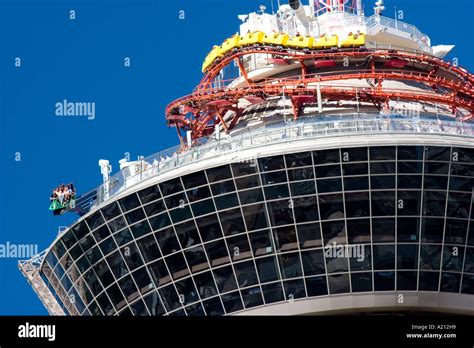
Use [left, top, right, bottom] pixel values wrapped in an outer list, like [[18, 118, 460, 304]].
[[166, 47, 474, 141]]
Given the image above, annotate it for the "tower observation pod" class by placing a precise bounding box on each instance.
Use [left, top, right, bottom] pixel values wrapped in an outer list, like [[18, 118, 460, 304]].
[[20, 0, 474, 316]]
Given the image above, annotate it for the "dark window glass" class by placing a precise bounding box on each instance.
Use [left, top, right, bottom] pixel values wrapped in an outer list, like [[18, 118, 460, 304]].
[[325, 251, 349, 273], [101, 202, 121, 221], [186, 186, 211, 202], [165, 252, 189, 280], [93, 225, 111, 243], [349, 242, 371, 271], [370, 146, 396, 160], [343, 162, 368, 176], [182, 171, 207, 189], [347, 219, 370, 244], [184, 246, 209, 273], [424, 175, 448, 190], [374, 271, 395, 291], [210, 180, 235, 195], [239, 188, 264, 205], [344, 176, 369, 191], [113, 228, 133, 247], [99, 236, 118, 256], [285, 152, 312, 168], [442, 246, 464, 272], [85, 245, 103, 266], [351, 272, 372, 292], [305, 276, 328, 296], [315, 165, 341, 178], [370, 162, 395, 174], [440, 272, 461, 293], [119, 193, 141, 212], [398, 146, 423, 160], [242, 204, 268, 231], [318, 194, 344, 220], [419, 271, 440, 291], [262, 282, 285, 303], [175, 277, 199, 305], [227, 234, 252, 261], [165, 192, 188, 210], [397, 175, 422, 189], [464, 248, 474, 273], [397, 244, 418, 269], [255, 256, 280, 283], [214, 193, 239, 211], [264, 184, 290, 200], [154, 227, 180, 256], [297, 223, 322, 248], [106, 283, 126, 310], [283, 279, 306, 299], [302, 249, 325, 276], [231, 162, 257, 177], [137, 185, 161, 204], [398, 161, 423, 174], [451, 163, 474, 177], [397, 271, 417, 291], [86, 213, 105, 231], [143, 291, 165, 315], [328, 273, 350, 294], [202, 297, 225, 315], [250, 230, 274, 256], [274, 226, 298, 252], [118, 275, 140, 302], [372, 218, 395, 242], [61, 232, 77, 251], [137, 235, 161, 263], [106, 251, 129, 279], [108, 216, 127, 233], [371, 175, 396, 189], [294, 196, 319, 223], [213, 265, 238, 293], [397, 191, 421, 216], [96, 292, 114, 315], [261, 170, 287, 185], [342, 147, 367, 162], [221, 291, 243, 313], [288, 167, 314, 181], [234, 260, 258, 287], [424, 162, 449, 175], [143, 199, 166, 217], [371, 191, 395, 216], [72, 221, 90, 241], [219, 209, 245, 236], [132, 267, 154, 294], [420, 244, 442, 270], [290, 180, 316, 196], [453, 147, 474, 163], [373, 245, 395, 270], [196, 214, 223, 241], [120, 242, 144, 271], [444, 219, 468, 245], [425, 146, 450, 161], [76, 254, 92, 274], [278, 252, 302, 279], [78, 234, 95, 254], [258, 155, 285, 172], [126, 208, 146, 226], [345, 192, 369, 218], [191, 199, 215, 217], [158, 284, 181, 312], [148, 259, 171, 286], [159, 178, 183, 197], [206, 165, 232, 182], [449, 176, 473, 192], [241, 286, 263, 308], [321, 220, 346, 244], [51, 240, 66, 261], [447, 192, 471, 219], [423, 191, 446, 217], [397, 217, 420, 242], [235, 175, 261, 190], [267, 199, 294, 226], [314, 149, 340, 165], [421, 218, 444, 243], [317, 178, 342, 193], [205, 240, 229, 267], [174, 221, 200, 249], [461, 274, 474, 295], [194, 271, 218, 299], [83, 269, 102, 297]]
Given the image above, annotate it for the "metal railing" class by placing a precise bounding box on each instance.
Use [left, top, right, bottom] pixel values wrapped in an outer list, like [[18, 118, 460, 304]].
[[69, 114, 473, 216]]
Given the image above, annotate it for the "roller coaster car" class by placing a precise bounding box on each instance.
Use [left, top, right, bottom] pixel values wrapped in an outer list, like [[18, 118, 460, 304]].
[[264, 33, 289, 46], [219, 35, 241, 56], [314, 34, 339, 49], [339, 33, 365, 48], [240, 31, 265, 46], [49, 197, 76, 215], [287, 35, 314, 49], [202, 45, 223, 72]]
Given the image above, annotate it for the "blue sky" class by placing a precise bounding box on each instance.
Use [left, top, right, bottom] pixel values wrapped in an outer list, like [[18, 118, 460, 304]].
[[0, 0, 472, 315]]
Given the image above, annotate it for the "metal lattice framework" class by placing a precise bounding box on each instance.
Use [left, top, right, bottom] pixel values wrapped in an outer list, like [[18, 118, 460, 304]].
[[18, 251, 65, 316], [166, 46, 474, 141]]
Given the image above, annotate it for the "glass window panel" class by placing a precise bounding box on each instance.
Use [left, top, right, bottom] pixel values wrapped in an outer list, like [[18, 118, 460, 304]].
[[449, 176, 473, 192], [313, 149, 340, 165], [242, 204, 268, 231], [342, 163, 368, 176], [234, 260, 258, 287], [137, 185, 161, 204], [267, 199, 294, 226], [85, 212, 105, 231], [106, 250, 129, 279], [421, 218, 444, 243], [262, 282, 285, 303], [447, 192, 471, 219], [398, 161, 423, 174], [239, 188, 264, 205], [168, 206, 193, 225], [93, 225, 111, 243], [347, 219, 370, 244], [373, 244, 395, 270], [159, 178, 183, 197], [218, 209, 245, 236], [397, 271, 417, 291], [397, 244, 418, 269], [371, 191, 395, 216], [99, 236, 118, 256], [397, 175, 422, 189], [235, 175, 261, 190], [85, 245, 103, 266], [397, 191, 421, 216], [344, 176, 369, 191], [290, 180, 316, 196], [71, 221, 90, 241], [196, 214, 223, 241], [164, 192, 188, 210], [321, 220, 346, 244], [351, 272, 373, 292], [398, 218, 419, 243], [370, 146, 396, 161], [444, 219, 468, 245], [274, 226, 298, 252], [206, 165, 232, 183], [424, 162, 449, 175], [83, 269, 103, 297], [419, 271, 440, 291], [194, 271, 218, 299], [315, 165, 341, 178], [261, 170, 287, 185], [442, 246, 464, 272], [114, 228, 133, 247], [165, 252, 190, 280], [231, 162, 258, 177], [143, 291, 165, 315], [288, 167, 314, 181], [213, 265, 238, 293], [186, 186, 211, 203], [264, 184, 290, 200], [420, 244, 442, 270], [398, 146, 423, 160], [283, 279, 306, 299], [424, 175, 448, 190], [61, 231, 77, 250], [250, 230, 274, 256], [372, 218, 395, 242], [285, 152, 312, 168], [297, 223, 322, 248], [258, 155, 285, 172], [345, 192, 369, 218], [191, 199, 215, 217], [210, 180, 235, 195], [214, 193, 239, 210], [107, 216, 127, 233], [221, 291, 244, 313], [130, 220, 151, 239], [132, 267, 154, 294], [158, 284, 181, 312], [226, 234, 252, 261], [325, 250, 349, 273], [96, 292, 114, 315], [451, 163, 474, 177], [119, 193, 141, 212], [370, 162, 395, 174], [202, 297, 225, 315], [425, 146, 450, 161], [328, 273, 350, 294], [255, 256, 280, 283], [137, 235, 161, 263], [184, 246, 209, 273], [154, 227, 180, 256], [148, 259, 171, 286], [440, 272, 461, 293], [120, 242, 144, 271], [205, 240, 229, 267], [182, 171, 207, 189], [278, 252, 302, 279], [101, 201, 121, 221], [342, 147, 368, 162], [143, 199, 166, 218], [301, 249, 325, 276], [453, 147, 474, 163], [294, 196, 319, 223], [371, 175, 395, 190], [305, 275, 328, 296], [461, 274, 474, 295], [423, 191, 447, 217], [318, 194, 344, 220], [317, 178, 342, 193], [78, 234, 95, 253], [374, 271, 395, 291], [175, 277, 199, 306], [174, 220, 200, 249], [464, 247, 474, 273], [349, 245, 371, 271]]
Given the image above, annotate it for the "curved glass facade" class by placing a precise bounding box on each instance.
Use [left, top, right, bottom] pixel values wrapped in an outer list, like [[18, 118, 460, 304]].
[[40, 145, 474, 315]]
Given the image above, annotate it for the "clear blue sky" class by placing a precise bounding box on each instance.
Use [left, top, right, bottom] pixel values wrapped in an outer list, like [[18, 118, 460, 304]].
[[0, 0, 472, 315]]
